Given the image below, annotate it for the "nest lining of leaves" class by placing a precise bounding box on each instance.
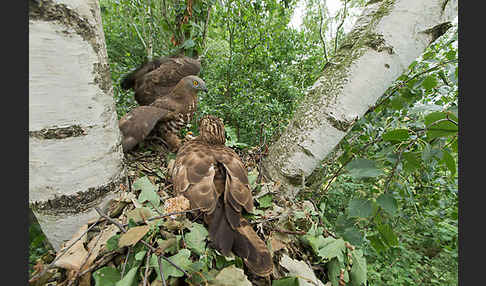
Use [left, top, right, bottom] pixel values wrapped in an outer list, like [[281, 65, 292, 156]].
[[29, 139, 365, 286]]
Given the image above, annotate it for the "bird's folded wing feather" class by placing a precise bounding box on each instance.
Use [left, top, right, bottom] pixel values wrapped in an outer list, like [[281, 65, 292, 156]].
[[118, 106, 173, 151], [172, 142, 219, 213]]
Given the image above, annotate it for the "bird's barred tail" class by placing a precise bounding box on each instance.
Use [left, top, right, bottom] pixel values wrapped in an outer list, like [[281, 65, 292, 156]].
[[206, 201, 273, 277]]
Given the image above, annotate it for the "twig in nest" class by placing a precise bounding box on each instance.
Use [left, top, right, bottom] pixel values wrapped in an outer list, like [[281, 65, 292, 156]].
[[78, 251, 119, 276], [142, 250, 152, 286], [275, 229, 306, 235], [67, 229, 103, 286], [121, 246, 132, 278], [122, 207, 202, 227], [251, 215, 282, 224], [29, 218, 102, 283], [95, 207, 190, 278], [158, 254, 168, 286]]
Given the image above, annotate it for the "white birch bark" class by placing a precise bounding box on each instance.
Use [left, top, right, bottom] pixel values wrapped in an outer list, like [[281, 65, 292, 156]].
[[263, 0, 458, 193], [29, 0, 125, 250]]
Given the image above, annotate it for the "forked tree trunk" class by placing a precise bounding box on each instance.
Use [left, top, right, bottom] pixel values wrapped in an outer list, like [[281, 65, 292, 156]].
[[29, 0, 125, 250], [262, 0, 458, 195]]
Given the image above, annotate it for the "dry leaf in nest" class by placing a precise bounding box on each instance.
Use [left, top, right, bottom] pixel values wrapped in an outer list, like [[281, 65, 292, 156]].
[[118, 225, 150, 248], [279, 254, 325, 286], [126, 207, 154, 224], [269, 236, 286, 253], [163, 195, 190, 219], [54, 225, 89, 271]]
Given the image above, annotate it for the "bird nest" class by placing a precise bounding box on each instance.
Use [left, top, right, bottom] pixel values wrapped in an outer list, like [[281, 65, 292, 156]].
[[29, 140, 335, 286]]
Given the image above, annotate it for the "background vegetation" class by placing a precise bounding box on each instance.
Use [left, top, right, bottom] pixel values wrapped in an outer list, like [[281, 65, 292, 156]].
[[30, 0, 458, 285]]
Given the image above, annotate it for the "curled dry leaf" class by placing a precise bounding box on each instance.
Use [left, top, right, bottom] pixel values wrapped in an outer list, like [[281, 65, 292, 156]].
[[279, 254, 325, 286], [118, 225, 150, 248], [54, 225, 89, 271]]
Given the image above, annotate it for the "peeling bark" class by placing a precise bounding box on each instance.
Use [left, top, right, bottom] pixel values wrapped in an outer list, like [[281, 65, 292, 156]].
[[262, 0, 458, 196], [29, 0, 125, 250]]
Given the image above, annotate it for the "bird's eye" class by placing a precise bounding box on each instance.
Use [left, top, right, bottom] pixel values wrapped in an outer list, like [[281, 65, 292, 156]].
[[193, 80, 199, 86]]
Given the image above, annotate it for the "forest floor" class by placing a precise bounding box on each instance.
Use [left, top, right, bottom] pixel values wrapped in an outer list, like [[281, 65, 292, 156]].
[[29, 138, 334, 286]]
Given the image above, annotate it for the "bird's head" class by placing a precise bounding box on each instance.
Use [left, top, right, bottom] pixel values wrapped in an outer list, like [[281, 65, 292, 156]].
[[182, 75, 208, 93], [198, 115, 225, 145]]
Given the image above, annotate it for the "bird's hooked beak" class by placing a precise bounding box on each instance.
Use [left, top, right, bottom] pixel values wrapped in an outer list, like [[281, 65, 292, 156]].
[[201, 85, 208, 92]]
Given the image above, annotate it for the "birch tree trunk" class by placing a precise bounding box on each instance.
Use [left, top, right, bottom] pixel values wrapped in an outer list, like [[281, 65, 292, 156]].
[[29, 0, 125, 250], [262, 0, 458, 195]]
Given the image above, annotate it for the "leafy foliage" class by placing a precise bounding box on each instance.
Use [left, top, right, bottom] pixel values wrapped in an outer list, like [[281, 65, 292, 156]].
[[29, 1, 458, 285]]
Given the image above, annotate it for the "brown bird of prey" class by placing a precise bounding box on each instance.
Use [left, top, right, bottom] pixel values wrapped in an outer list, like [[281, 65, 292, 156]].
[[171, 115, 273, 277], [119, 75, 207, 152], [120, 55, 201, 106]]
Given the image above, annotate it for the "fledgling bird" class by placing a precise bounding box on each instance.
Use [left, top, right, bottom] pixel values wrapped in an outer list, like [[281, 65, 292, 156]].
[[171, 115, 273, 277], [119, 75, 207, 152], [120, 55, 201, 106]]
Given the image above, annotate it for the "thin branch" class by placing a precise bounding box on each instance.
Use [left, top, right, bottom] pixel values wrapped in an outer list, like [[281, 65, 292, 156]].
[[95, 207, 190, 278], [121, 246, 132, 278], [132, 23, 147, 50], [158, 254, 168, 286], [334, 0, 348, 53], [142, 250, 152, 286], [67, 229, 104, 286], [321, 137, 382, 194], [95, 207, 127, 233], [78, 251, 119, 276], [121, 207, 202, 228], [318, 1, 328, 62], [201, 4, 212, 54], [29, 218, 101, 283], [384, 140, 416, 192], [369, 59, 458, 113]]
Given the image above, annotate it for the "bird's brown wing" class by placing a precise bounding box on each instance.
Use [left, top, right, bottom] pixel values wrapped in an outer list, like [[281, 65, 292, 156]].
[[213, 146, 254, 229], [172, 141, 218, 214], [120, 58, 163, 90], [135, 57, 200, 106], [118, 106, 174, 152]]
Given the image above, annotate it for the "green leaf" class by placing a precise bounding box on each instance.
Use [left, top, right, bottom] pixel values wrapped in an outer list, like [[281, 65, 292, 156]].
[[442, 150, 457, 176], [317, 238, 346, 262], [348, 198, 374, 218], [106, 234, 120, 251], [382, 129, 410, 143], [327, 257, 348, 286], [421, 145, 443, 162], [421, 75, 438, 90], [133, 176, 160, 207], [346, 159, 384, 179], [272, 277, 299, 286], [135, 250, 147, 261], [376, 194, 398, 216], [349, 250, 367, 286], [115, 264, 140, 286], [367, 234, 387, 254], [257, 194, 273, 208], [424, 111, 458, 140], [301, 234, 329, 254], [342, 227, 364, 246], [93, 267, 121, 286], [185, 223, 209, 255], [150, 249, 192, 281], [377, 223, 398, 247], [402, 152, 421, 172]]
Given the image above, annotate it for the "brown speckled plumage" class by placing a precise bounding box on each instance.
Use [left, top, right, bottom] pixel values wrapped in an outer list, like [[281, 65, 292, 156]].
[[171, 115, 273, 277], [121, 55, 201, 106], [119, 75, 207, 152]]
